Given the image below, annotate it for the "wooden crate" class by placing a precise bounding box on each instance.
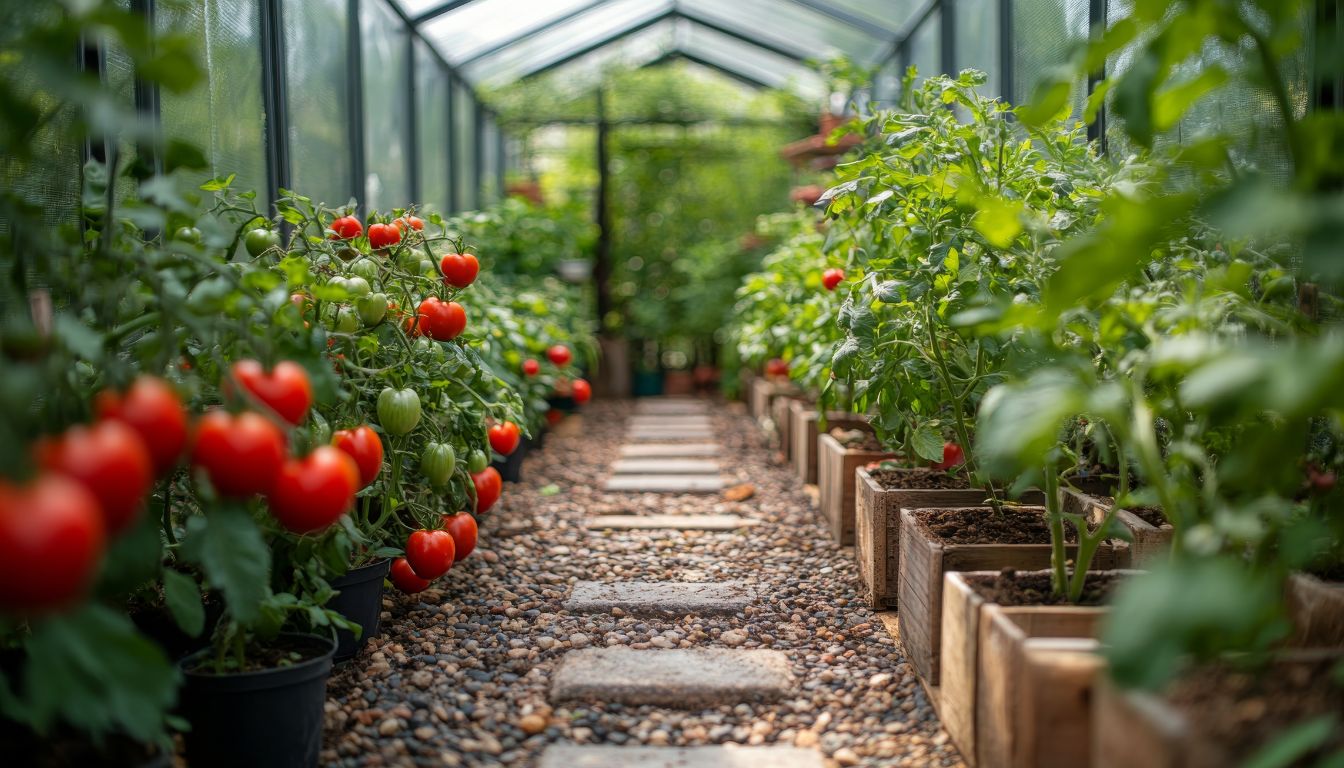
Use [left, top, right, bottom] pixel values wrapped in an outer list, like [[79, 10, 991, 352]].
[[790, 404, 867, 485], [1092, 650, 1344, 768], [817, 433, 896, 546], [897, 506, 1128, 685], [770, 393, 806, 456], [1063, 488, 1173, 567], [1286, 571, 1344, 647], [976, 606, 1104, 768], [854, 469, 993, 610], [749, 377, 798, 425]]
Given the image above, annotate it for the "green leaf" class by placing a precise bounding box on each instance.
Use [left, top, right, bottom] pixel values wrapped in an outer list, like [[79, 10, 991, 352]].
[[1018, 73, 1074, 128], [973, 197, 1024, 249], [873, 280, 904, 303], [1241, 715, 1340, 768], [162, 569, 205, 637], [200, 173, 237, 192], [181, 506, 271, 626], [911, 424, 945, 462]]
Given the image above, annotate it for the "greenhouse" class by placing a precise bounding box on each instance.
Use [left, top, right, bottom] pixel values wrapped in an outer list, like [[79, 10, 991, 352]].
[[1, 0, 1341, 766]]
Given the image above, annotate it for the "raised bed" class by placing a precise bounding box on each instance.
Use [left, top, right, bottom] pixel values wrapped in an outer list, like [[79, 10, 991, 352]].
[[789, 403, 867, 485], [748, 376, 798, 423], [817, 433, 897, 546], [854, 467, 993, 610], [1091, 651, 1344, 768], [1286, 571, 1344, 648], [898, 506, 1128, 685], [1063, 487, 1172, 567], [770, 392, 806, 456]]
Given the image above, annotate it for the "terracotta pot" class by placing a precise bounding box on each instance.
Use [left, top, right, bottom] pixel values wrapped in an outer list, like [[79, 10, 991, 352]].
[[897, 506, 1128, 685], [817, 433, 897, 546], [789, 403, 867, 485], [1062, 487, 1172, 567]]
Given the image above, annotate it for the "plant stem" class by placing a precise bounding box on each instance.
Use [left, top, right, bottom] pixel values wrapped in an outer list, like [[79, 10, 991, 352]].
[[1044, 468, 1068, 596]]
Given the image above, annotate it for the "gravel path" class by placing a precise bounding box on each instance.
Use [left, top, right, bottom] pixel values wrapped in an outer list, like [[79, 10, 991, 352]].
[[322, 399, 965, 767]]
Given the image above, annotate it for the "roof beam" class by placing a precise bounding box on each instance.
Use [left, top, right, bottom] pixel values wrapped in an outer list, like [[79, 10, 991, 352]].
[[517, 9, 673, 80], [778, 0, 899, 37], [413, 0, 487, 26], [641, 50, 775, 91], [675, 9, 810, 63], [457, 0, 615, 66]]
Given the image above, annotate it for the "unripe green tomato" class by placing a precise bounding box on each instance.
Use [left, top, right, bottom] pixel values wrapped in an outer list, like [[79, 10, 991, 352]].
[[335, 305, 360, 333], [350, 258, 380, 281], [377, 387, 421, 435], [336, 246, 360, 262], [467, 449, 489, 474], [356, 292, 388, 326], [343, 276, 371, 297], [244, 228, 281, 257], [419, 442, 456, 487], [175, 226, 201, 243], [398, 250, 421, 270]]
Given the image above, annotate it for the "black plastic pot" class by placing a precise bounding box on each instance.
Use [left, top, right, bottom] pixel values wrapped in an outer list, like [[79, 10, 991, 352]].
[[546, 394, 578, 414], [327, 559, 391, 662], [533, 426, 547, 451], [179, 633, 335, 768], [491, 435, 530, 483]]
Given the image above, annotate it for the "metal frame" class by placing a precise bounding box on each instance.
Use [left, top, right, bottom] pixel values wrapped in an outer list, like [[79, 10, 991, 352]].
[[413, 0, 487, 25], [456, 0, 616, 66], [640, 50, 775, 91], [347, 0, 368, 210], [778, 0, 898, 37], [258, 0, 291, 196]]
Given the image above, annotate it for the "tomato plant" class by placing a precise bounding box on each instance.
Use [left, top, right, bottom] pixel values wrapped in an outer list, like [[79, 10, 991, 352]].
[[405, 529, 455, 580], [440, 253, 480, 288], [488, 421, 521, 456]]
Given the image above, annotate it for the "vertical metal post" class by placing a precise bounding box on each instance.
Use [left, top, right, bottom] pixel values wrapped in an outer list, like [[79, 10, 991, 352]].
[[495, 123, 506, 201], [259, 0, 292, 199], [473, 100, 485, 209], [406, 33, 420, 205], [129, 0, 161, 175], [594, 87, 612, 330], [998, 0, 1014, 103], [941, 0, 956, 77], [347, 0, 366, 211], [446, 76, 459, 212], [1087, 0, 1108, 150]]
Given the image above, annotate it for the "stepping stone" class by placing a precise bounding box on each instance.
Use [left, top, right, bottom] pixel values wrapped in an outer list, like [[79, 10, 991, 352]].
[[627, 418, 714, 429], [603, 474, 724, 493], [586, 514, 758, 531], [566, 581, 755, 615], [611, 458, 720, 475], [628, 428, 716, 441], [551, 647, 796, 707], [537, 745, 824, 768], [620, 443, 720, 458], [635, 399, 709, 412]]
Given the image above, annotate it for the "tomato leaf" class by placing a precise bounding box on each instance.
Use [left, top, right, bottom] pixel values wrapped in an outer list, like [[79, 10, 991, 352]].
[[911, 425, 945, 462], [162, 569, 205, 637], [181, 506, 271, 626]]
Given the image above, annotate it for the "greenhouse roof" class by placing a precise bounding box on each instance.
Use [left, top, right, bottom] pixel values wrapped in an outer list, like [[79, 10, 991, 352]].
[[392, 0, 922, 93]]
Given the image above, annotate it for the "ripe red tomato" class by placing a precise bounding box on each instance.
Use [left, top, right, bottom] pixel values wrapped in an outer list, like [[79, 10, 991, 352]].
[[36, 420, 153, 536], [472, 467, 502, 514], [439, 253, 479, 289], [443, 512, 477, 562], [332, 425, 384, 488], [488, 422, 521, 456], [413, 297, 466, 341], [522, 359, 540, 376], [331, 216, 363, 240], [94, 376, 188, 476], [545, 409, 564, 427], [231, 359, 312, 426], [572, 378, 592, 405], [368, 222, 401, 250], [267, 446, 358, 534], [546, 345, 572, 366], [191, 410, 287, 498], [822, 268, 846, 291], [765, 358, 789, 378], [389, 557, 430, 594], [400, 216, 425, 232], [931, 441, 965, 471], [0, 475, 105, 613], [405, 529, 455, 580]]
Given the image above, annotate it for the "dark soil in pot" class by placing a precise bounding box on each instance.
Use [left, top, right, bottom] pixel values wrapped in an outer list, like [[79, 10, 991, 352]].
[[964, 567, 1124, 607], [829, 428, 884, 451], [1164, 656, 1344, 761], [1097, 496, 1170, 528], [1306, 562, 1344, 582], [328, 559, 392, 662], [869, 467, 972, 490], [179, 633, 334, 768], [911, 506, 1080, 545]]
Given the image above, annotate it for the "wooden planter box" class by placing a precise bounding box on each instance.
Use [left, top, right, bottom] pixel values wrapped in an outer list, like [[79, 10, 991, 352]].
[[1092, 651, 1344, 768], [789, 403, 867, 485], [1286, 571, 1344, 648], [854, 469, 994, 610], [749, 377, 798, 423], [898, 507, 1128, 685], [817, 433, 897, 546], [770, 393, 807, 456], [1063, 488, 1173, 567]]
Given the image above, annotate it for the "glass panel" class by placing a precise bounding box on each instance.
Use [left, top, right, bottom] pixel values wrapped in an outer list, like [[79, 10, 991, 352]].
[[362, 0, 411, 211], [678, 0, 886, 62], [397, 0, 452, 15], [680, 22, 826, 98], [827, 0, 926, 32], [158, 0, 268, 202], [415, 41, 451, 213], [531, 22, 674, 92], [955, 0, 999, 98], [907, 10, 941, 83], [463, 0, 669, 84], [418, 0, 600, 63], [284, 0, 353, 206], [453, 82, 477, 210], [480, 115, 499, 203], [872, 54, 902, 108], [1013, 0, 1089, 116]]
